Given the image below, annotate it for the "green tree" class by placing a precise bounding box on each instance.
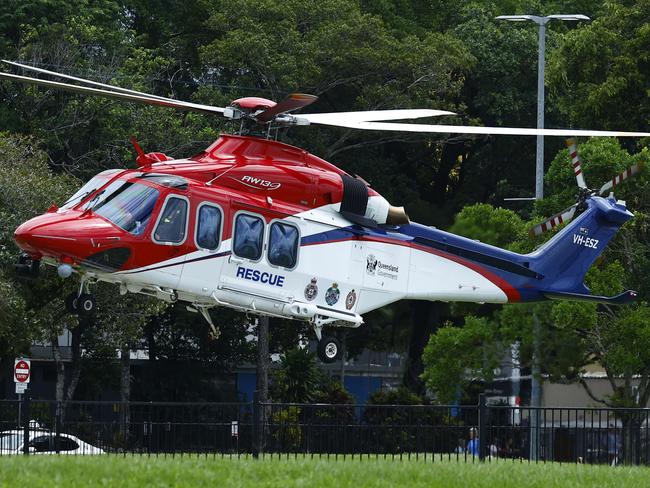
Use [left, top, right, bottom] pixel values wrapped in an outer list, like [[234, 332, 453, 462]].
[[271, 348, 324, 403], [423, 138, 650, 461], [547, 0, 650, 133]]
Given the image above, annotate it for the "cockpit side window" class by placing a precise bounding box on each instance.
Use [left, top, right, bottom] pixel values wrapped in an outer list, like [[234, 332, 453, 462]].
[[153, 196, 189, 244], [233, 213, 264, 260]]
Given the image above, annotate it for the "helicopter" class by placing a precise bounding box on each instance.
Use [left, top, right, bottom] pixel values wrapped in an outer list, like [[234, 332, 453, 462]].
[[2, 60, 649, 363]]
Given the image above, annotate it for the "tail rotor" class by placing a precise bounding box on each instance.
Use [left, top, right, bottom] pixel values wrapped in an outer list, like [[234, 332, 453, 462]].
[[530, 139, 643, 237]]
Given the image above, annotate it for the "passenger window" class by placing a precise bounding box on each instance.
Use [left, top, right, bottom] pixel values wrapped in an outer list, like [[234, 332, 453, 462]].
[[233, 214, 264, 260], [196, 204, 222, 250], [268, 222, 299, 268], [154, 197, 188, 244]]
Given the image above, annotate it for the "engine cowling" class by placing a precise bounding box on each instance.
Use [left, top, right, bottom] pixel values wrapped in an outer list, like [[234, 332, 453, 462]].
[[339, 174, 409, 226]]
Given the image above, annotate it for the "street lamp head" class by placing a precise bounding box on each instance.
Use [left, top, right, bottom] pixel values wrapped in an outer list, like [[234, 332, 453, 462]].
[[496, 14, 590, 23], [495, 15, 536, 22], [547, 14, 590, 21]]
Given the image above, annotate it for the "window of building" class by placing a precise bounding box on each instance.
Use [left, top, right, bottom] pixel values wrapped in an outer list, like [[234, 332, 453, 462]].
[[153, 196, 188, 244], [233, 214, 264, 260], [196, 204, 222, 250], [268, 221, 299, 268]]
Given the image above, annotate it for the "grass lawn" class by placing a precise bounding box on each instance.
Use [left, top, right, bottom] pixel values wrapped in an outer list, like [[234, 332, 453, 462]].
[[0, 455, 647, 487]]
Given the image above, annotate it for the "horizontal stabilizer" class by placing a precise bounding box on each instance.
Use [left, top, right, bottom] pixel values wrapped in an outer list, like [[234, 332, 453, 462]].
[[543, 289, 638, 305]]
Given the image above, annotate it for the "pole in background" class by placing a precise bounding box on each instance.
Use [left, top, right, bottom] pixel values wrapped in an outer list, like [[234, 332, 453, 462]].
[[253, 316, 269, 457], [496, 14, 590, 200], [22, 392, 30, 455], [496, 14, 589, 461]]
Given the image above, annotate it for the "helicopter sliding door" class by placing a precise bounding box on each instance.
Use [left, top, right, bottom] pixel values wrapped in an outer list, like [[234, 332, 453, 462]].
[[218, 203, 298, 311]]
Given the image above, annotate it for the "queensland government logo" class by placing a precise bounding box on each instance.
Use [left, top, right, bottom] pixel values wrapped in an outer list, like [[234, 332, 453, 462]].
[[366, 255, 378, 275], [365, 254, 399, 280]]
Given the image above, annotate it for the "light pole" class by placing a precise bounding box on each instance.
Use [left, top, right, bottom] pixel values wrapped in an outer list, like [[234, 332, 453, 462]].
[[496, 14, 589, 200], [496, 13, 589, 461]]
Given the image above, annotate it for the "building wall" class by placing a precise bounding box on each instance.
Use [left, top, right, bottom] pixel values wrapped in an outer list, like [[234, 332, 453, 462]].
[[542, 377, 644, 408]]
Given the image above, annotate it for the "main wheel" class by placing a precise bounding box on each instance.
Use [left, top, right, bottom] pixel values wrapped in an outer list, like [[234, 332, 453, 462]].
[[64, 293, 79, 314], [77, 293, 96, 317], [318, 336, 341, 363]]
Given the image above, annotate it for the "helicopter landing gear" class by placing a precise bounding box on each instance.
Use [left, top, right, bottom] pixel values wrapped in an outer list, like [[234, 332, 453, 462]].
[[317, 336, 341, 363], [312, 321, 342, 363], [65, 277, 97, 317], [197, 306, 220, 340], [64, 292, 79, 314], [65, 292, 96, 317], [77, 294, 96, 317]]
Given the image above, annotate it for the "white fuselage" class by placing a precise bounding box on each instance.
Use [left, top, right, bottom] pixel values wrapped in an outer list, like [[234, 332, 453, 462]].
[[99, 200, 507, 328]]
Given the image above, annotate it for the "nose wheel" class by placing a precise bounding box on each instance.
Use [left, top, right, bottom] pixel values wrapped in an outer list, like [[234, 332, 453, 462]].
[[64, 292, 96, 317], [317, 336, 341, 363], [65, 292, 79, 314]]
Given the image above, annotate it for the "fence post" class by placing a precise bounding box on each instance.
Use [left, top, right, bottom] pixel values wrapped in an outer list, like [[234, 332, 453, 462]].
[[252, 390, 260, 458], [22, 392, 31, 456], [55, 401, 62, 454], [478, 393, 487, 462]]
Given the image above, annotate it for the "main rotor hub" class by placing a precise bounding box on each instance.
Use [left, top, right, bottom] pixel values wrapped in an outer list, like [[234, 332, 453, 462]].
[[230, 97, 276, 112]]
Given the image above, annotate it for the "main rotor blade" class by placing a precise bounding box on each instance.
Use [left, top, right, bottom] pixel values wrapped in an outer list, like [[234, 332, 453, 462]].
[[255, 93, 318, 123], [0, 72, 226, 115], [2, 60, 175, 102], [318, 120, 650, 138], [299, 109, 454, 124], [529, 204, 578, 237], [598, 162, 644, 195], [565, 138, 588, 189]]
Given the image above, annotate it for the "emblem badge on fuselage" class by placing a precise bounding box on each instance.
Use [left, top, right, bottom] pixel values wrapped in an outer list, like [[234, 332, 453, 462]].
[[304, 277, 318, 301], [346, 289, 357, 310], [325, 283, 340, 306]]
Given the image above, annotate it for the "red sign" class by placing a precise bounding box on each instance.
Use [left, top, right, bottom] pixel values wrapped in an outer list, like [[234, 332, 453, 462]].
[[14, 359, 30, 383]]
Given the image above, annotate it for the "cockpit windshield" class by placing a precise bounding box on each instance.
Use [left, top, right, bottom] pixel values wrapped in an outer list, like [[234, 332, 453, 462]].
[[60, 169, 122, 210], [93, 182, 160, 235], [78, 178, 129, 212]]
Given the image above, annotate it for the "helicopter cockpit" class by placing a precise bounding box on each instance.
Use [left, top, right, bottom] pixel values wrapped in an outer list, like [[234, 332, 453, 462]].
[[15, 170, 194, 279], [64, 172, 189, 237]]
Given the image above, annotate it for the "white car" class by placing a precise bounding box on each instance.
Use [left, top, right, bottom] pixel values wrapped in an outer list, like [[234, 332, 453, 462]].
[[0, 428, 104, 455]]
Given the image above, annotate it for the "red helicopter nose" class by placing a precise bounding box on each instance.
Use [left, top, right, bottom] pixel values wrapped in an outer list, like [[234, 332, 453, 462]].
[[14, 212, 128, 270], [14, 213, 72, 255]]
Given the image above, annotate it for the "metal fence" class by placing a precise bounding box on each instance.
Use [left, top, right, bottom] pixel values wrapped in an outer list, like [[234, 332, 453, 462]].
[[1, 394, 650, 464]]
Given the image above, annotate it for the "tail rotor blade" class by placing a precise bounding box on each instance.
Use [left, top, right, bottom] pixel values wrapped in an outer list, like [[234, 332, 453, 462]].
[[566, 138, 588, 189], [599, 162, 644, 195], [255, 93, 317, 123], [529, 204, 578, 238]]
